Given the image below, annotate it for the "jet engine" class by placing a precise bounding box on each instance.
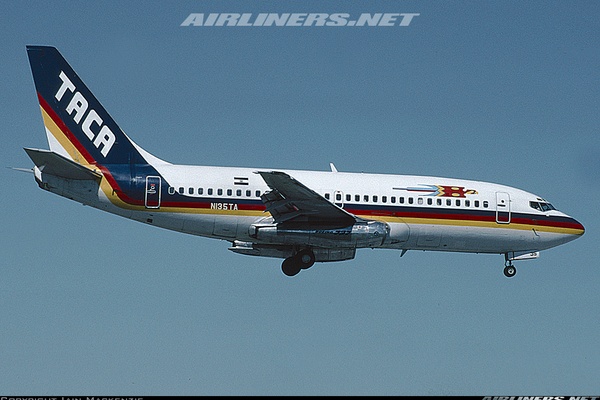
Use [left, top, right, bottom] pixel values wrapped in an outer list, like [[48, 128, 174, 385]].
[[249, 220, 389, 249]]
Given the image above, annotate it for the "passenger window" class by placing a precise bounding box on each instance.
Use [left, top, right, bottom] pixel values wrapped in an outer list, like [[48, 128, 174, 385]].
[[236, 189, 242, 196], [336, 193, 342, 201], [227, 189, 232, 196], [417, 198, 423, 205], [346, 194, 351, 202], [382, 196, 387, 203], [256, 190, 261, 197], [446, 199, 451, 206], [391, 196, 396, 203], [456, 199, 460, 206], [217, 189, 223, 196], [483, 201, 489, 208], [364, 195, 369, 202], [373, 195, 378, 203], [246, 190, 251, 197], [355, 194, 360, 202], [188, 187, 194, 195], [465, 200, 470, 207], [408, 197, 414, 204], [400, 197, 404, 204], [437, 198, 442, 206], [427, 198, 432, 205], [178, 187, 184, 194], [198, 188, 203, 195], [208, 188, 213, 195]]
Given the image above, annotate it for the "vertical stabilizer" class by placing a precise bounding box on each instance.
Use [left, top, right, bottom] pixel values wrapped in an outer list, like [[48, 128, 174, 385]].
[[26, 45, 147, 167]]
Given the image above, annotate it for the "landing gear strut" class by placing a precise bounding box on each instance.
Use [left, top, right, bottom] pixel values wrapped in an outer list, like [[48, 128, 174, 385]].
[[281, 249, 315, 276]]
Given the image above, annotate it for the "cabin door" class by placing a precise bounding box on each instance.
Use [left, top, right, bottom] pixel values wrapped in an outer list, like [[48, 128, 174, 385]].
[[145, 176, 161, 209], [495, 191, 511, 224]]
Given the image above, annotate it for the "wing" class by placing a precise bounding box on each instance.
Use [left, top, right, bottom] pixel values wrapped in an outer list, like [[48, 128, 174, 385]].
[[256, 170, 356, 229]]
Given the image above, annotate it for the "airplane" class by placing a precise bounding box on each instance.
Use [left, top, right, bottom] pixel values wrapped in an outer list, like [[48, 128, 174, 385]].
[[22, 45, 585, 278]]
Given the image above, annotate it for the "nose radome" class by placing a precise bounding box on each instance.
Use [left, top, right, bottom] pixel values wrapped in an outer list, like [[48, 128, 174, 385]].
[[574, 218, 585, 235]]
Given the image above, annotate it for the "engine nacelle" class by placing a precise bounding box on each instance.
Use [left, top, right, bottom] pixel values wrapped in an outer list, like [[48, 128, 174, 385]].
[[249, 220, 389, 249], [228, 241, 357, 262]]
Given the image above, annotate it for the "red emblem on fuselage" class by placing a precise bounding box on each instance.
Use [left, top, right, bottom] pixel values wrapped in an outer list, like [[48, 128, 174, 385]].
[[395, 184, 478, 198]]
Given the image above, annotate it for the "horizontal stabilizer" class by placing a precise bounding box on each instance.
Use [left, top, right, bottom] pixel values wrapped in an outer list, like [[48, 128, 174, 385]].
[[24, 148, 102, 180]]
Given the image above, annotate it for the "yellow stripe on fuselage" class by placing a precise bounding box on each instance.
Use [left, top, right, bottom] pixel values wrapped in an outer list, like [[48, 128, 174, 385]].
[[371, 215, 584, 236]]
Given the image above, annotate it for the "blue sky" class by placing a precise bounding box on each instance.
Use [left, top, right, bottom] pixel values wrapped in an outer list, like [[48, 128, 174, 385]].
[[1, 1, 599, 395]]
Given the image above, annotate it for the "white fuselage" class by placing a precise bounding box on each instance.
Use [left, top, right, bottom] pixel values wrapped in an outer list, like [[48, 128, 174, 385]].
[[77, 162, 583, 257]]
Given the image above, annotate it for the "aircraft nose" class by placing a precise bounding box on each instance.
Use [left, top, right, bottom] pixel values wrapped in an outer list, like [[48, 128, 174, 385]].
[[574, 218, 585, 236], [566, 216, 585, 236]]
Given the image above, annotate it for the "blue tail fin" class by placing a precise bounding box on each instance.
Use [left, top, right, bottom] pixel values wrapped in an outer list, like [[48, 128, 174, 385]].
[[26, 45, 147, 166]]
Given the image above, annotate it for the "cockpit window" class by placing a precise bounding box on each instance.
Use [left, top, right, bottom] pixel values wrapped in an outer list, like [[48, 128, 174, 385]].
[[530, 201, 556, 212], [540, 202, 555, 211]]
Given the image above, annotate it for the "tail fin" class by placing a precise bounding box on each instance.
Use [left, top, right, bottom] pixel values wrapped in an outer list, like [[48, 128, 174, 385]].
[[26, 45, 148, 167]]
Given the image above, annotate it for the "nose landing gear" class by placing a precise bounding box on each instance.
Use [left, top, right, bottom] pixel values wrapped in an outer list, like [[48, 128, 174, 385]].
[[503, 261, 516, 278], [503, 253, 516, 278]]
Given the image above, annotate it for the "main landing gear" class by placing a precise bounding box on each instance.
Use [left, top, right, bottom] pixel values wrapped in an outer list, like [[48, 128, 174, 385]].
[[281, 249, 316, 277]]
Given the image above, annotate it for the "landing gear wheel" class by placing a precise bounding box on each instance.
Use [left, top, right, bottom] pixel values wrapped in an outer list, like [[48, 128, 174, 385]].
[[281, 249, 316, 276], [282, 257, 301, 277], [297, 249, 316, 270], [503, 264, 516, 278]]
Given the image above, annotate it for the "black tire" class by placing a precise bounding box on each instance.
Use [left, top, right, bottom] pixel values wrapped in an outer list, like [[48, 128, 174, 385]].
[[503, 265, 516, 278], [282, 257, 301, 277], [296, 249, 316, 269]]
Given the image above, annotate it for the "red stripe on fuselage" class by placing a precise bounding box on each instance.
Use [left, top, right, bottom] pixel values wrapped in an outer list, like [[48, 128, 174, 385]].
[[346, 206, 583, 231], [160, 200, 265, 210]]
